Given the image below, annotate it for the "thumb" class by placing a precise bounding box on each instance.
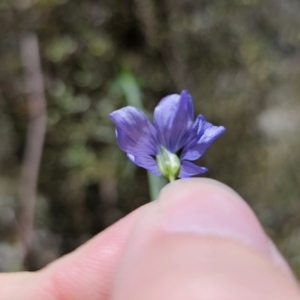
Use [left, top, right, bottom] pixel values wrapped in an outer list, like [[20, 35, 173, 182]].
[[112, 179, 300, 300]]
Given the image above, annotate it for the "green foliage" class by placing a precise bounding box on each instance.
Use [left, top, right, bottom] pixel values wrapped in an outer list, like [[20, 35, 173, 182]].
[[46, 36, 78, 63]]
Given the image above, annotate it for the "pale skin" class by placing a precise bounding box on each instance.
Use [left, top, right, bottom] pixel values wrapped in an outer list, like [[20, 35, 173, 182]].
[[1, 179, 300, 300]]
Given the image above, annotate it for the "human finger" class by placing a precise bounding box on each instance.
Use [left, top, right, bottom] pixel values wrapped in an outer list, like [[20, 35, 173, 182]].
[[0, 204, 147, 300], [112, 178, 300, 300]]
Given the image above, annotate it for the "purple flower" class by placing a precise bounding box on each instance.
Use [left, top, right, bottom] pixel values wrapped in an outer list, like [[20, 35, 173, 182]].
[[109, 90, 225, 181]]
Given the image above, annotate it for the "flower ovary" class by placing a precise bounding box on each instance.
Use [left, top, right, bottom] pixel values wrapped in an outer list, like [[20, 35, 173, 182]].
[[156, 146, 181, 182]]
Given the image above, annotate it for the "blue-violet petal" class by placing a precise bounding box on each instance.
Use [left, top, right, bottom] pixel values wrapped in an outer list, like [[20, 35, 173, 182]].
[[178, 161, 208, 178], [153, 90, 194, 153], [180, 114, 206, 148], [110, 107, 158, 156], [127, 154, 161, 176], [181, 120, 225, 161]]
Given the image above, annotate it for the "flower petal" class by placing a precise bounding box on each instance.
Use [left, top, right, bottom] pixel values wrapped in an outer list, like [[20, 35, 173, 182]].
[[180, 114, 206, 148], [110, 106, 158, 156], [181, 117, 225, 161], [153, 90, 194, 153], [127, 153, 161, 176], [178, 161, 207, 178]]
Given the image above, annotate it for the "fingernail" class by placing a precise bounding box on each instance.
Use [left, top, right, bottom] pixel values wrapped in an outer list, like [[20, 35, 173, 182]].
[[157, 178, 270, 256]]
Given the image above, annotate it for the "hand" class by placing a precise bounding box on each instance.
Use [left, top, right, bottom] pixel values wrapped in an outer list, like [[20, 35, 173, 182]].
[[1, 179, 299, 300]]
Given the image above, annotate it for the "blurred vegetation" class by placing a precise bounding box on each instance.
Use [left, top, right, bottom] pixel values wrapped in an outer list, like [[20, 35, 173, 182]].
[[0, 0, 300, 275]]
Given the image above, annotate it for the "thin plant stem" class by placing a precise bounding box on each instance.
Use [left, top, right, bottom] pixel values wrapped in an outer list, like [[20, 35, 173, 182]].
[[15, 0, 47, 267]]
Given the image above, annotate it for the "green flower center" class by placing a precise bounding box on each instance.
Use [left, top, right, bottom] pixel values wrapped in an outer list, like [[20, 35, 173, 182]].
[[156, 146, 181, 182]]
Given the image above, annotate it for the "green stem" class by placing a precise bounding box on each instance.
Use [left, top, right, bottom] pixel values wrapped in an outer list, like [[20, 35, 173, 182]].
[[148, 172, 167, 201], [168, 175, 175, 182]]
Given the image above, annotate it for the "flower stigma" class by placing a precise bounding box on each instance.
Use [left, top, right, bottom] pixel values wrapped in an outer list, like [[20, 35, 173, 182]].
[[156, 146, 181, 182]]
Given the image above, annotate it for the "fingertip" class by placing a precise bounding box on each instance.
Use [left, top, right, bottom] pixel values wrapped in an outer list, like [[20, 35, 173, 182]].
[[113, 235, 300, 300], [112, 179, 300, 300], [157, 178, 240, 204], [155, 178, 270, 256], [158, 179, 295, 278]]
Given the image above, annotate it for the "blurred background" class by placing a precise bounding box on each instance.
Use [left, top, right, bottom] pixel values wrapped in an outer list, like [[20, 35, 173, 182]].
[[0, 0, 300, 275]]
